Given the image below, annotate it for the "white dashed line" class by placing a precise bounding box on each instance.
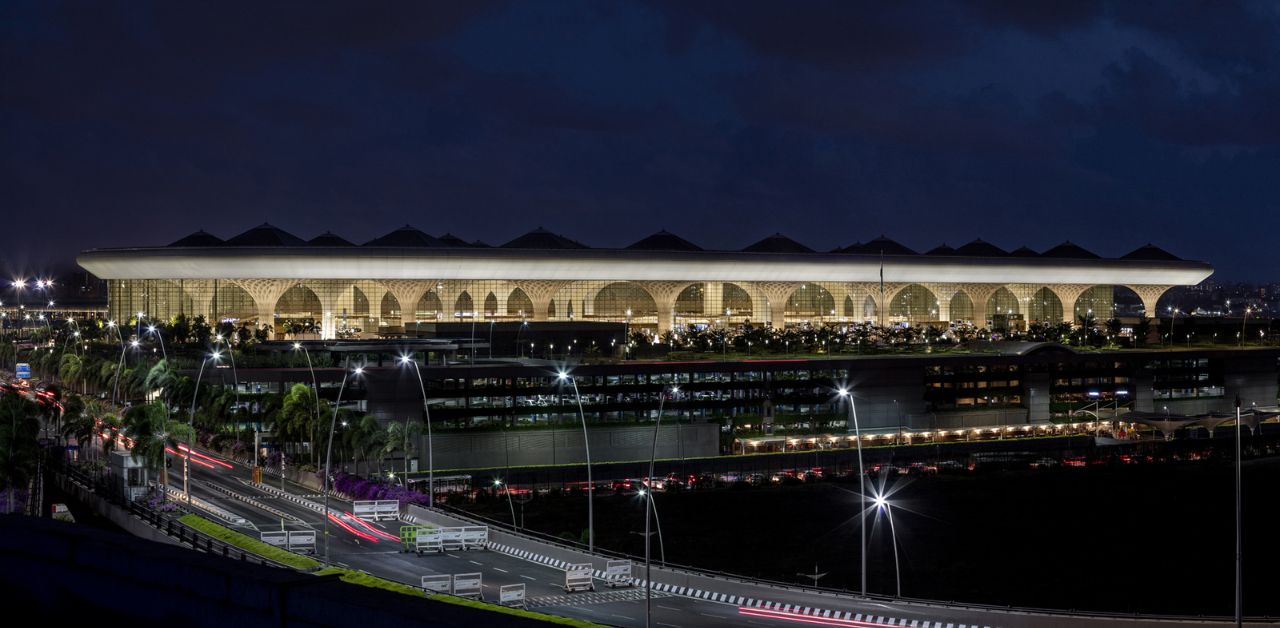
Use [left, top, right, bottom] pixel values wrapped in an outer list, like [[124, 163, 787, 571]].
[[657, 605, 681, 612], [521, 575, 537, 581], [493, 568, 509, 573], [468, 560, 483, 566], [656, 623, 682, 628]]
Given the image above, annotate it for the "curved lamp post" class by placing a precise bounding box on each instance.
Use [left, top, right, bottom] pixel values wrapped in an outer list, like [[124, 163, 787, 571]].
[[644, 382, 677, 628], [400, 354, 435, 507], [215, 334, 243, 461], [293, 342, 322, 467], [187, 350, 222, 506], [107, 320, 126, 405], [838, 387, 868, 597], [323, 363, 363, 562], [874, 494, 901, 597], [557, 370, 593, 553]]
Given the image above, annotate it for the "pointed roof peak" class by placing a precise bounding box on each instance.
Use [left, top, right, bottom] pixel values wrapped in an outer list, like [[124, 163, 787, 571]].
[[1041, 241, 1100, 259], [364, 225, 443, 247], [626, 230, 702, 252], [742, 233, 814, 254], [168, 230, 223, 247], [1121, 244, 1182, 261], [502, 228, 589, 249], [224, 224, 305, 246], [955, 239, 1008, 257]]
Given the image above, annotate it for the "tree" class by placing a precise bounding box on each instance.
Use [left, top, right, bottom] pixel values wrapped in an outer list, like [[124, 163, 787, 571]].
[[276, 383, 321, 466], [122, 401, 190, 490], [1134, 315, 1152, 347], [0, 391, 42, 513]]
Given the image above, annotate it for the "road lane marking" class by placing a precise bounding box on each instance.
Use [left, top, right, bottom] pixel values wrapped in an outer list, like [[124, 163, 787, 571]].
[[468, 560, 483, 566], [656, 623, 681, 628], [610, 614, 630, 620], [657, 605, 681, 612], [493, 568, 509, 573], [521, 575, 537, 581]]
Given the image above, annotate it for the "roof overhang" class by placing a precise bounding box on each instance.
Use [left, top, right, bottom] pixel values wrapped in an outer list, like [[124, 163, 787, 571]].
[[77, 247, 1213, 285]]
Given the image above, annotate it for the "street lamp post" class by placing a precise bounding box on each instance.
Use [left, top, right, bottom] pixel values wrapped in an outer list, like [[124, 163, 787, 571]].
[[323, 363, 363, 562], [400, 355, 435, 507], [1241, 306, 1254, 347], [874, 495, 901, 597], [187, 351, 221, 507], [106, 320, 126, 405], [838, 387, 868, 597], [558, 370, 593, 553], [644, 384, 678, 627], [215, 334, 243, 462], [292, 343, 322, 468]]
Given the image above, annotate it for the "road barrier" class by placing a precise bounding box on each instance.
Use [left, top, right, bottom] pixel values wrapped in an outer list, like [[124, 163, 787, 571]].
[[452, 572, 483, 599], [288, 530, 316, 553], [563, 562, 594, 593], [498, 583, 526, 608], [260, 530, 288, 548], [605, 560, 633, 588], [415, 529, 443, 554], [352, 500, 400, 521], [421, 574, 452, 594], [440, 527, 465, 551], [460, 526, 489, 550]]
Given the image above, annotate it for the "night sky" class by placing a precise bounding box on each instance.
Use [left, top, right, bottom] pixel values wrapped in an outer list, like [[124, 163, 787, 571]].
[[3, 1, 1278, 280]]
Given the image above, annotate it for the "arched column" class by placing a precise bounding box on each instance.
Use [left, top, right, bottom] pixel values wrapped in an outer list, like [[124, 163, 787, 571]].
[[232, 279, 290, 332], [961, 284, 998, 329], [1127, 285, 1172, 319], [636, 281, 690, 333], [512, 281, 566, 322], [1048, 284, 1092, 324], [755, 282, 796, 328], [381, 280, 432, 325]]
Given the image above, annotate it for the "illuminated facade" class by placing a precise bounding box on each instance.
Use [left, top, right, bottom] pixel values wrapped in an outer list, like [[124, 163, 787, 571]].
[[77, 225, 1212, 339]]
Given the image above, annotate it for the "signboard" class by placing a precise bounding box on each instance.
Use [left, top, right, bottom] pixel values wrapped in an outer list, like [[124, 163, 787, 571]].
[[452, 572, 483, 599], [563, 563, 594, 593], [499, 583, 526, 608], [15, 363, 31, 379], [604, 560, 632, 588], [421, 574, 452, 594]]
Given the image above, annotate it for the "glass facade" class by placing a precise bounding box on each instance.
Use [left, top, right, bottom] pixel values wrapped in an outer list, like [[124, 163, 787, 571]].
[[106, 278, 1144, 339]]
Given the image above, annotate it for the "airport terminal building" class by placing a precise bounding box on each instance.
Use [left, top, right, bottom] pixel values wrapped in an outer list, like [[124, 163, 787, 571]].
[[78, 224, 1212, 339]]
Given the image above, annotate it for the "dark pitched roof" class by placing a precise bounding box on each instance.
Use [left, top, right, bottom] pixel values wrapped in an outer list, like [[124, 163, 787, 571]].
[[307, 232, 355, 246], [1009, 245, 1039, 257], [925, 243, 957, 256], [470, 240, 491, 247], [954, 239, 1007, 257], [501, 227, 589, 249], [742, 233, 814, 254], [626, 230, 703, 252], [224, 223, 305, 246], [1121, 244, 1182, 261], [842, 236, 917, 255], [1040, 241, 1100, 259], [364, 225, 444, 247], [437, 233, 472, 247], [168, 230, 223, 247]]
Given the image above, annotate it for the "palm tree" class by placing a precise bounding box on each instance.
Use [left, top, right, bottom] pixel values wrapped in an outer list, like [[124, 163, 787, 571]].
[[59, 353, 83, 389], [384, 421, 421, 479], [122, 401, 192, 491], [0, 392, 42, 513]]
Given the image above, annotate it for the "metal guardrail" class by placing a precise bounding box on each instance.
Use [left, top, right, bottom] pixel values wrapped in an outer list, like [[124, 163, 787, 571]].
[[439, 504, 1273, 624]]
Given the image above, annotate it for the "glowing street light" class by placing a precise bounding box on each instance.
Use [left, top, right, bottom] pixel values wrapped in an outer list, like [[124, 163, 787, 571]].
[[292, 342, 322, 468], [323, 364, 364, 562], [557, 369, 594, 553], [837, 386, 868, 597], [399, 354, 435, 507], [186, 350, 223, 506], [874, 494, 901, 597]]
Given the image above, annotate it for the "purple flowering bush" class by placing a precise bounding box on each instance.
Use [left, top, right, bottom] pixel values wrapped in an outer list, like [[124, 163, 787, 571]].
[[332, 472, 431, 507]]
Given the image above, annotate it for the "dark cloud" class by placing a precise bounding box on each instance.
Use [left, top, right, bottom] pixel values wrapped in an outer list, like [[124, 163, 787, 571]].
[[2, 0, 1279, 280]]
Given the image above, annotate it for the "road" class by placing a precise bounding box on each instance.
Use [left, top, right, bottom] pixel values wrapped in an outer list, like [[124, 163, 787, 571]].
[[165, 449, 828, 628]]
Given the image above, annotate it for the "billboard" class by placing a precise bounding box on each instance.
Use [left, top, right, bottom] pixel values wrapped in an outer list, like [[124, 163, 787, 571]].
[[15, 363, 31, 379]]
